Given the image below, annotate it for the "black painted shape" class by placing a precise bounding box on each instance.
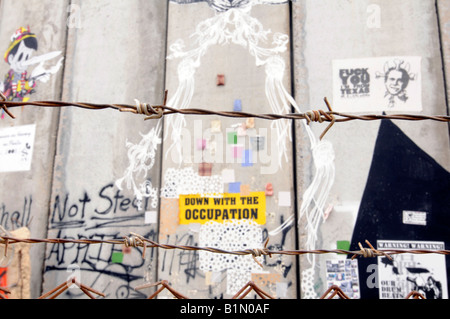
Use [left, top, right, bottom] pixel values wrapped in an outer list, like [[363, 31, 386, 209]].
[[349, 119, 450, 299]]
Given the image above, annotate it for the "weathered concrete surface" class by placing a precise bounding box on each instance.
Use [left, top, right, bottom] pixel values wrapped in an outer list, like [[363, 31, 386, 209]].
[[0, 0, 69, 299], [292, 0, 450, 298], [159, 1, 297, 299], [41, 0, 168, 299], [0, 0, 449, 300], [437, 0, 450, 112]]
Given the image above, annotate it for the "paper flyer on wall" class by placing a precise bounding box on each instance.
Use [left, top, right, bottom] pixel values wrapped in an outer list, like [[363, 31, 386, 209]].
[[0, 124, 36, 173], [332, 56, 422, 112], [377, 240, 448, 299], [326, 259, 360, 299]]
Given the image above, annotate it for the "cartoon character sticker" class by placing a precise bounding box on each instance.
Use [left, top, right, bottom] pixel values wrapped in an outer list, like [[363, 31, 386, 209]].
[[0, 27, 63, 117]]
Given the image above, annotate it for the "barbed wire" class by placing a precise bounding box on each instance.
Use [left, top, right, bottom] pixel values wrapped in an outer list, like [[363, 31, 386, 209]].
[[1, 235, 448, 269], [1, 234, 442, 300], [1, 91, 448, 300], [2, 91, 450, 139]]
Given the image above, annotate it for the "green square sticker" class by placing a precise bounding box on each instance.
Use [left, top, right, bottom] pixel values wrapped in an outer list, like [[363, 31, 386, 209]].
[[111, 252, 124, 263], [336, 240, 350, 252], [227, 132, 237, 144]]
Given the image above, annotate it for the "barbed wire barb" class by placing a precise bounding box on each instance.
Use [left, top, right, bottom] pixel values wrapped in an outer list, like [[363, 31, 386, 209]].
[[351, 240, 393, 260], [135, 280, 189, 299], [0, 286, 11, 299], [320, 285, 350, 299], [38, 278, 105, 299], [405, 291, 426, 299], [231, 281, 275, 299]]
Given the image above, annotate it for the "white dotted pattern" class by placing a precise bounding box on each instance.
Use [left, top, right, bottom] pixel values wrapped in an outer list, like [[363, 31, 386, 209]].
[[161, 167, 223, 198], [199, 220, 263, 295]]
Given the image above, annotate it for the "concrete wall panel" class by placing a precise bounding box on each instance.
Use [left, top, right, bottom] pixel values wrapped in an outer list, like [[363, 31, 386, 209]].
[[438, 0, 450, 112], [0, 0, 69, 299], [292, 0, 450, 298], [158, 1, 298, 299], [41, 0, 168, 299], [0, 0, 449, 300]]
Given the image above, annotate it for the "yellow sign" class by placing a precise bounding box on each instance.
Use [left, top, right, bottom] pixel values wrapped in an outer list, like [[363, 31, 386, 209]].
[[179, 192, 266, 225]]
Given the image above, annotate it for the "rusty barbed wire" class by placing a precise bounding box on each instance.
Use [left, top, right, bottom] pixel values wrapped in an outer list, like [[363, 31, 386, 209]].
[[320, 285, 351, 299], [2, 91, 450, 139], [1, 235, 448, 267], [135, 280, 189, 299], [231, 281, 275, 299], [38, 278, 106, 299]]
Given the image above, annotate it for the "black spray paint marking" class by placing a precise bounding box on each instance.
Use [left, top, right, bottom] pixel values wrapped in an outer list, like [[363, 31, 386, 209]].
[[0, 195, 32, 230]]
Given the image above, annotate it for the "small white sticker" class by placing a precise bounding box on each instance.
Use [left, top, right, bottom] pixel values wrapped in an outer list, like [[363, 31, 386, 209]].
[[402, 210, 427, 226], [278, 191, 291, 207], [221, 169, 235, 184], [145, 211, 157, 224]]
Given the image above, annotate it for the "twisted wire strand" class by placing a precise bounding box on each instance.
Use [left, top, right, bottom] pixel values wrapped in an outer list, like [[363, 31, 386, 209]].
[[1, 235, 449, 260], [3, 92, 450, 140], [2, 97, 450, 123]]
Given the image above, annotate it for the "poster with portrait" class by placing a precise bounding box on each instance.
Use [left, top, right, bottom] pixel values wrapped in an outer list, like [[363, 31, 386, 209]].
[[332, 56, 422, 112], [376, 240, 448, 299]]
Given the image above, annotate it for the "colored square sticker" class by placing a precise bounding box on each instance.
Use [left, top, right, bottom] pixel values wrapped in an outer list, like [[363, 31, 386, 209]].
[[197, 139, 207, 150], [227, 132, 238, 144], [337, 240, 350, 252], [211, 120, 221, 133], [242, 149, 253, 167], [111, 252, 124, 264], [199, 162, 213, 176], [240, 184, 251, 196], [229, 182, 241, 193], [232, 145, 244, 158], [234, 99, 242, 112]]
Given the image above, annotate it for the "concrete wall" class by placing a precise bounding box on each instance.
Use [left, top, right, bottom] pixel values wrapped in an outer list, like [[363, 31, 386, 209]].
[[293, 0, 450, 299], [437, 0, 450, 110], [0, 0, 69, 298], [42, 0, 168, 299], [157, 1, 297, 299], [0, 0, 448, 299]]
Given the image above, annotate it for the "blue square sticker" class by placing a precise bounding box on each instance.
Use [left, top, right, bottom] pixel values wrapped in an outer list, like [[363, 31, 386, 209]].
[[228, 182, 241, 193]]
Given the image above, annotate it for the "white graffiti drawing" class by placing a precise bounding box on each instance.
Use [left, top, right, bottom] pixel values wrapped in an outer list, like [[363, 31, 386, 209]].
[[119, 3, 336, 295], [165, 3, 293, 166], [115, 126, 162, 207]]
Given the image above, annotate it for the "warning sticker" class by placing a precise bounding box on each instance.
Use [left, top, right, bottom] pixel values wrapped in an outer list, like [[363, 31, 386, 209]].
[[179, 192, 266, 225]]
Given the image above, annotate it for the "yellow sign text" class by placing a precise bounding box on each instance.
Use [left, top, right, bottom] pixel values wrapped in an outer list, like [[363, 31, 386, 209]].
[[179, 192, 266, 225]]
